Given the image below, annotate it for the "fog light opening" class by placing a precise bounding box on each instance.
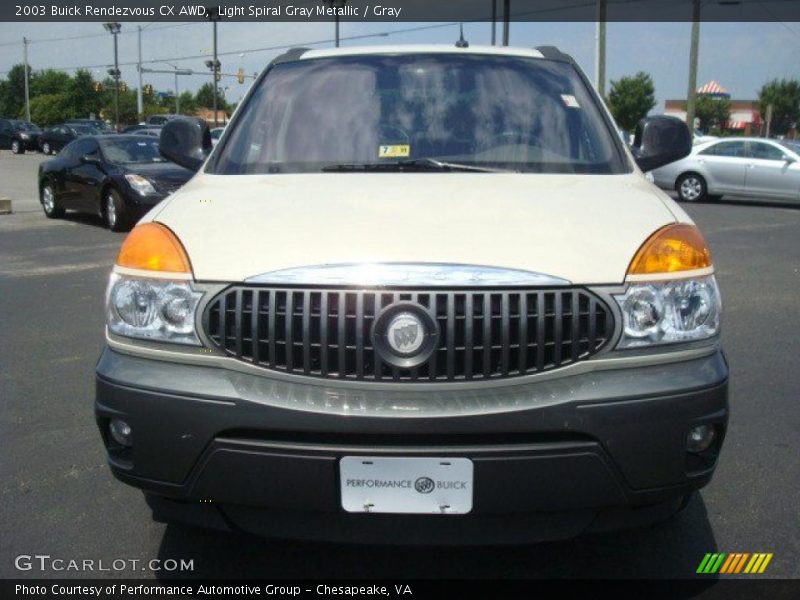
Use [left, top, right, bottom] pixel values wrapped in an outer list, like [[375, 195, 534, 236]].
[[109, 419, 133, 447], [687, 424, 716, 454]]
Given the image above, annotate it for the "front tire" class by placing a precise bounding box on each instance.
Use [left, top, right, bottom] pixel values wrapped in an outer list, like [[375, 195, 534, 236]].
[[103, 188, 131, 231], [676, 173, 707, 202], [11, 139, 23, 154], [41, 183, 65, 219]]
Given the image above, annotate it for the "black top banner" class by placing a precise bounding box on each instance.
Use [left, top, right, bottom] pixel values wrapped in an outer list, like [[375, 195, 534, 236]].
[[6, 0, 800, 23]]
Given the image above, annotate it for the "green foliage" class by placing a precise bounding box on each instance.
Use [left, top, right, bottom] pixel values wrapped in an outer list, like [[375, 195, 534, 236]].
[[30, 69, 70, 97], [606, 72, 657, 132], [66, 70, 102, 118], [195, 82, 229, 111], [29, 93, 72, 126], [757, 78, 800, 136], [0, 64, 28, 118], [693, 96, 731, 134], [98, 78, 138, 125]]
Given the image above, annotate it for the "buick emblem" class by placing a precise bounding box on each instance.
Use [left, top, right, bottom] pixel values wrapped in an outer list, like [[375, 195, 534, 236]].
[[386, 312, 425, 355], [414, 477, 435, 494]]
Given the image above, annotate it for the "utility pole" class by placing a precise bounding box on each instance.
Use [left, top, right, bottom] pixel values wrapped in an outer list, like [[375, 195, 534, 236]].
[[137, 26, 143, 123], [491, 0, 496, 45], [502, 0, 510, 46], [325, 1, 347, 47], [595, 0, 606, 97], [103, 22, 122, 131], [685, 0, 701, 131], [22, 37, 31, 122], [206, 7, 221, 128]]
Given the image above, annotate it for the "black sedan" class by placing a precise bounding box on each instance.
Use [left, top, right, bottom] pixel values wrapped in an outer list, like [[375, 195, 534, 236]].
[[39, 124, 99, 155], [0, 119, 42, 153], [38, 135, 193, 231]]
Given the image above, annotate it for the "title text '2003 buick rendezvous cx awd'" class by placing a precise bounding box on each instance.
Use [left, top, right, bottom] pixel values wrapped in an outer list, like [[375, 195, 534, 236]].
[[95, 45, 727, 544]]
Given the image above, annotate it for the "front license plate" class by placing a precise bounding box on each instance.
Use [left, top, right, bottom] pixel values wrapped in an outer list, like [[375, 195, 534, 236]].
[[340, 456, 473, 514]]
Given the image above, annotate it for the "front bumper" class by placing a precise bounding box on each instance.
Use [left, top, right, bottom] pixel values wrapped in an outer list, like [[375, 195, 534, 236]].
[[95, 347, 728, 543]]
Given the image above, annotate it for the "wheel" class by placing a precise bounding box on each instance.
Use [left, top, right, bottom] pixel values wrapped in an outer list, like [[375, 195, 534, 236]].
[[103, 188, 131, 231], [41, 183, 65, 219], [676, 173, 707, 202], [11, 139, 23, 154], [42, 142, 51, 155]]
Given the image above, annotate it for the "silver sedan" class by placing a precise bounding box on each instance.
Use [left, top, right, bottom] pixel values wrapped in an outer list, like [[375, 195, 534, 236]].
[[650, 137, 800, 203]]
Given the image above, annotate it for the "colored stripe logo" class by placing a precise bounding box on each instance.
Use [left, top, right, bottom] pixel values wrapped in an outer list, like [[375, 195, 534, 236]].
[[697, 553, 773, 574]]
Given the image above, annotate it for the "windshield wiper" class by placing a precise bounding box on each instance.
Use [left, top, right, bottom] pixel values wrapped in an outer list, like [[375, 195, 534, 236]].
[[322, 158, 515, 173]]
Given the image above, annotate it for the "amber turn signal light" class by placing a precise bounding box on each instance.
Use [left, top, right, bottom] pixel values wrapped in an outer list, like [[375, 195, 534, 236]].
[[115, 222, 192, 274], [628, 223, 712, 276]]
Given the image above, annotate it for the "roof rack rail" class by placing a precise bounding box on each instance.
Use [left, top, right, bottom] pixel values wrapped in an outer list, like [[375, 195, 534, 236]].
[[534, 46, 574, 63], [272, 47, 312, 65]]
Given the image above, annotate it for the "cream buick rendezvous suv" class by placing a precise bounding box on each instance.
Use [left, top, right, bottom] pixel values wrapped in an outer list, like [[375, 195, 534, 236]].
[[95, 45, 728, 543]]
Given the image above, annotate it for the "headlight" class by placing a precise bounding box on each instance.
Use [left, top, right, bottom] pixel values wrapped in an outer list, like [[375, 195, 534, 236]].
[[20, 133, 30, 140], [614, 275, 720, 348], [124, 173, 157, 196], [106, 272, 203, 345]]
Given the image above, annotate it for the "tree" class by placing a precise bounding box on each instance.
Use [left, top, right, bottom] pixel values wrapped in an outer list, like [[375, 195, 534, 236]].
[[29, 93, 71, 126], [98, 77, 138, 126], [65, 69, 101, 118], [0, 64, 28, 118], [30, 69, 70, 98], [606, 72, 657, 132], [694, 96, 731, 134], [195, 82, 228, 111], [758, 78, 800, 136]]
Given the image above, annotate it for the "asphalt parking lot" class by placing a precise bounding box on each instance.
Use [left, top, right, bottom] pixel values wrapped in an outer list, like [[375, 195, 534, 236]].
[[1, 151, 798, 580]]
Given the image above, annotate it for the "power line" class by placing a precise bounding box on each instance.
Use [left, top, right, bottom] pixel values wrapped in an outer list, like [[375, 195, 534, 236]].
[[0, 21, 200, 47], [34, 22, 467, 72]]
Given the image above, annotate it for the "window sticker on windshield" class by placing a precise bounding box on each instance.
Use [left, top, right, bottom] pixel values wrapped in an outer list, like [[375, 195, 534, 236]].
[[379, 144, 410, 158], [561, 94, 580, 108]]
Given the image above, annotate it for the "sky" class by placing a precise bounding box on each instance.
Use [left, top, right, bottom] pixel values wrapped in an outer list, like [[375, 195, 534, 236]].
[[1, 20, 798, 111]]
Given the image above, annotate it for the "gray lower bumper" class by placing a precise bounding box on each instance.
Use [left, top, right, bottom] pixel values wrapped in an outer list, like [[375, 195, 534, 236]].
[[95, 347, 728, 543]]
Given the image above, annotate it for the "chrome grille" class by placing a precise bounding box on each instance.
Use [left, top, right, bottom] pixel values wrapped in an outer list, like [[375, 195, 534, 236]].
[[203, 287, 614, 382]]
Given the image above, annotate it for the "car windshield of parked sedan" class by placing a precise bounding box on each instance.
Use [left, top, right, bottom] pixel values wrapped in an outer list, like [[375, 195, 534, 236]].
[[212, 53, 628, 175], [71, 125, 98, 135], [12, 120, 40, 132], [101, 137, 166, 164]]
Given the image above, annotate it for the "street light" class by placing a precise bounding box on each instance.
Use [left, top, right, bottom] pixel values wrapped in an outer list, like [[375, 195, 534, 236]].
[[325, 0, 347, 47], [103, 22, 122, 131]]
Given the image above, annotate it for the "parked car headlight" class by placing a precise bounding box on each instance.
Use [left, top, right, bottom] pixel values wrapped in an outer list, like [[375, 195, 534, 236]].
[[614, 275, 720, 348], [20, 132, 30, 140], [106, 272, 202, 344], [124, 173, 157, 196]]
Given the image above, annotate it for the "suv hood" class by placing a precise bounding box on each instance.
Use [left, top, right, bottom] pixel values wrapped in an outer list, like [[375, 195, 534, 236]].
[[150, 173, 679, 285]]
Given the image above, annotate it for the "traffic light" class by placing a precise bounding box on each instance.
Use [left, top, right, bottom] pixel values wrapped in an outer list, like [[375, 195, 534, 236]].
[[236, 68, 245, 84], [215, 72, 221, 82], [143, 84, 154, 96], [93, 82, 103, 92], [119, 82, 128, 93]]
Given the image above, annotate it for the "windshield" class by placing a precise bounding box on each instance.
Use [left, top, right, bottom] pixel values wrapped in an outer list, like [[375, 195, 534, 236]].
[[101, 137, 166, 164], [72, 125, 98, 135], [211, 53, 627, 175], [12, 121, 40, 132]]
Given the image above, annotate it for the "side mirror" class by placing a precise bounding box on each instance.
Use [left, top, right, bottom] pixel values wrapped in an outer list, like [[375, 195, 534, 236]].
[[782, 154, 796, 164], [630, 115, 692, 172], [159, 117, 212, 171]]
